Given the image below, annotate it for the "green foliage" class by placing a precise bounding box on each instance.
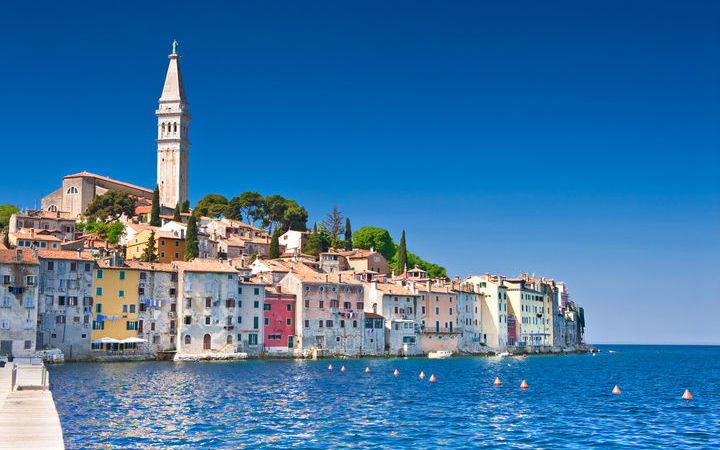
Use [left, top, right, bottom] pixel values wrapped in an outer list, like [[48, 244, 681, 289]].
[[389, 248, 447, 279], [173, 203, 181, 222], [0, 204, 19, 231], [397, 230, 408, 273], [304, 229, 331, 256], [226, 192, 265, 225], [149, 185, 161, 226], [352, 227, 396, 261], [269, 229, 281, 259], [84, 191, 136, 222], [3, 233, 10, 249], [181, 200, 190, 213], [142, 231, 158, 262], [263, 195, 307, 232], [194, 194, 228, 218], [80, 221, 125, 244], [184, 215, 199, 260], [344, 218, 352, 250]]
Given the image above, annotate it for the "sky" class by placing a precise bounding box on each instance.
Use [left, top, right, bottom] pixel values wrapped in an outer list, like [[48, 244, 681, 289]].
[[1, 1, 718, 344]]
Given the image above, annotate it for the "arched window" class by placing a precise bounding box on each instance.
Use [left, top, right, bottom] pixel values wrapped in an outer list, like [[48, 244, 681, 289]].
[[174, 122, 177, 133], [161, 123, 165, 135], [184, 335, 191, 345], [48, 205, 57, 212], [66, 186, 78, 194]]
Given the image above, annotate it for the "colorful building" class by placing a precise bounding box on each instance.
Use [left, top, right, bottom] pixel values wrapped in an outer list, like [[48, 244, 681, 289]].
[[263, 290, 296, 354], [0, 249, 39, 357], [91, 257, 141, 352]]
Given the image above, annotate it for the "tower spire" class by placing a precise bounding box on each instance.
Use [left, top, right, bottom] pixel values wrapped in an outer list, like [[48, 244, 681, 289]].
[[156, 42, 190, 209]]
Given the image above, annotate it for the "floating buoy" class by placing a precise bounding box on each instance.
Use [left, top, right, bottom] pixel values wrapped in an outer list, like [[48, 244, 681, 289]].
[[340, 366, 346, 372], [364, 367, 370, 373], [522, 354, 527, 358], [429, 374, 436, 382], [520, 380, 528, 389], [328, 364, 333, 370], [682, 389, 693, 400], [494, 377, 502, 386], [393, 369, 399, 376], [593, 353, 596, 356], [612, 385, 621, 394], [419, 371, 426, 379]]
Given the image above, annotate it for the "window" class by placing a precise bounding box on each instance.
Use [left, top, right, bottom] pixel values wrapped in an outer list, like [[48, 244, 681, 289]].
[[67, 186, 78, 194], [227, 335, 233, 344], [238, 287, 243, 294], [304, 320, 309, 328], [70, 262, 77, 272], [24, 340, 32, 350], [226, 299, 235, 308], [97, 269, 103, 279], [206, 298, 211, 308], [286, 318, 292, 326], [138, 287, 145, 296], [318, 320, 323, 328], [253, 316, 259, 329], [205, 316, 211, 325], [126, 321, 138, 330], [185, 335, 191, 344], [254, 288, 260, 295], [119, 271, 125, 280], [264, 318, 269, 325], [248, 333, 258, 345], [319, 286, 325, 292], [184, 316, 192, 325], [47, 261, 54, 271], [119, 290, 125, 298], [123, 305, 128, 313], [130, 304, 136, 313], [92, 320, 104, 330], [263, 303, 271, 311], [58, 296, 65, 306], [186, 298, 192, 307], [319, 301, 324, 309], [326, 320, 333, 328], [403, 336, 416, 344], [254, 300, 259, 308], [286, 304, 292, 312]]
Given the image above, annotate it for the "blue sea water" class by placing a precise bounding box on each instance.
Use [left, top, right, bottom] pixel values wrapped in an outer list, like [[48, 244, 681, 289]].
[[48, 345, 719, 449]]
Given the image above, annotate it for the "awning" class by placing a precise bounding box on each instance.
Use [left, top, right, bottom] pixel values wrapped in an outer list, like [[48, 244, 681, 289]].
[[92, 337, 121, 344], [120, 337, 147, 344]]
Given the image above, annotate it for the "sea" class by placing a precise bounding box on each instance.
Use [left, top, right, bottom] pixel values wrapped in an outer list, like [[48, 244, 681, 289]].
[[47, 345, 719, 449]]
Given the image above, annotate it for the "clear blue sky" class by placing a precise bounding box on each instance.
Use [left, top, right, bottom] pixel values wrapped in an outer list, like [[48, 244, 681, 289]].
[[1, 1, 718, 344]]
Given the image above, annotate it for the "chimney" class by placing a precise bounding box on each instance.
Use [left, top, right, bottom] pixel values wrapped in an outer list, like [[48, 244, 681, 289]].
[[325, 274, 329, 282], [77, 250, 82, 259]]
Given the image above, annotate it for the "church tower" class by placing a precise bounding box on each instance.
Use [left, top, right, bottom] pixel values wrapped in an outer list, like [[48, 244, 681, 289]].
[[156, 40, 190, 209]]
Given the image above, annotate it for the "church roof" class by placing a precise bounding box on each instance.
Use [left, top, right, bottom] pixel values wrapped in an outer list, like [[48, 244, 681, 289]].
[[63, 172, 153, 194], [159, 49, 186, 103]]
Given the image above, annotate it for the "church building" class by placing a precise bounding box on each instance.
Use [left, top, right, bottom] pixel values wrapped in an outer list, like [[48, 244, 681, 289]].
[[41, 42, 191, 216]]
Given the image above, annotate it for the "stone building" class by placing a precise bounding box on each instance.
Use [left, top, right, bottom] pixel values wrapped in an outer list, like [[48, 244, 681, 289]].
[[36, 250, 96, 360], [0, 249, 39, 357], [235, 280, 266, 355], [454, 282, 485, 354], [174, 259, 239, 356], [9, 210, 78, 241], [363, 281, 422, 355], [464, 275, 509, 351], [279, 272, 370, 356], [127, 261, 178, 355], [156, 41, 190, 209]]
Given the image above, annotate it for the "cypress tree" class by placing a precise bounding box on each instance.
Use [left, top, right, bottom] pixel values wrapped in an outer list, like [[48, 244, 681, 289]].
[[149, 185, 161, 226], [269, 229, 281, 259], [313, 222, 317, 233], [173, 202, 181, 222], [344, 218, 352, 250], [3, 233, 10, 249], [184, 215, 199, 260], [397, 230, 408, 274], [142, 231, 158, 262], [181, 199, 190, 213]]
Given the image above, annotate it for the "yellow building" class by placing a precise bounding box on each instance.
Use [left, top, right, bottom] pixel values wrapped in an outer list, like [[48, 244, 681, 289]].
[[91, 260, 140, 351], [126, 229, 186, 264]]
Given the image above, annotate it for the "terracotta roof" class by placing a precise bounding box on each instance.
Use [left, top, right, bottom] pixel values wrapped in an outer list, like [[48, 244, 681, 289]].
[[0, 249, 39, 265], [14, 210, 77, 221], [365, 312, 384, 319], [126, 222, 155, 233], [37, 250, 95, 261], [10, 231, 62, 242], [289, 272, 363, 285], [125, 260, 176, 272], [414, 285, 454, 294], [156, 230, 183, 240], [63, 172, 153, 194], [174, 259, 238, 273], [373, 283, 419, 296], [135, 206, 152, 214], [97, 260, 138, 270]]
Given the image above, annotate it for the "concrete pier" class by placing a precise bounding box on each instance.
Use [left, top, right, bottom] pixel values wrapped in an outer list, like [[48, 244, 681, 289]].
[[0, 361, 64, 449]]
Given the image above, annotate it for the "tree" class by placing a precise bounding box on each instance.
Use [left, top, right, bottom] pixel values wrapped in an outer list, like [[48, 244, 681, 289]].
[[142, 231, 158, 262], [283, 203, 308, 232], [185, 215, 199, 260], [106, 222, 125, 244], [397, 230, 408, 274], [269, 229, 281, 259], [181, 200, 190, 213], [304, 229, 331, 256], [173, 203, 181, 222], [344, 218, 352, 250], [352, 227, 396, 261], [263, 195, 286, 231], [193, 194, 228, 218], [262, 195, 308, 232], [149, 185, 161, 226], [0, 204, 19, 231], [226, 192, 265, 224], [323, 205, 344, 239], [84, 191, 136, 222], [3, 233, 10, 249]]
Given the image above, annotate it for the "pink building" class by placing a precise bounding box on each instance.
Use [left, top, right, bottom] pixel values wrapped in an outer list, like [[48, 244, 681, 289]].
[[507, 315, 516, 346], [263, 290, 296, 354]]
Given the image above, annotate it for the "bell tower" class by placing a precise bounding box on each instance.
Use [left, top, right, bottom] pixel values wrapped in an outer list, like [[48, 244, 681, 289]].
[[156, 40, 190, 209]]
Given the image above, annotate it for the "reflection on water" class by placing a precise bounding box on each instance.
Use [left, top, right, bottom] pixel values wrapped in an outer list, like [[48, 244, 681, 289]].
[[49, 346, 720, 449]]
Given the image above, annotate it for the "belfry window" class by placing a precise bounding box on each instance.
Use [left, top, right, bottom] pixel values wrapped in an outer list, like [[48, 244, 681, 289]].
[[67, 186, 78, 194], [174, 122, 177, 133]]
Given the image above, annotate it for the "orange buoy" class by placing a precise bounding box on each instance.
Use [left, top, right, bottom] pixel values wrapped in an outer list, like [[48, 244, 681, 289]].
[[393, 369, 399, 376], [419, 371, 426, 379], [429, 374, 436, 382], [364, 367, 370, 373], [520, 380, 528, 389], [494, 377, 502, 386], [522, 354, 527, 358], [682, 389, 693, 400], [328, 364, 333, 370], [612, 385, 621, 394], [340, 366, 346, 372]]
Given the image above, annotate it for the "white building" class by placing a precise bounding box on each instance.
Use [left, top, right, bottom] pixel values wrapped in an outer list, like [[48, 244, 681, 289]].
[[363, 281, 422, 355], [454, 283, 485, 353], [0, 249, 40, 357], [236, 280, 265, 355], [279, 230, 309, 254], [464, 275, 509, 352]]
